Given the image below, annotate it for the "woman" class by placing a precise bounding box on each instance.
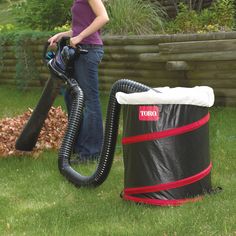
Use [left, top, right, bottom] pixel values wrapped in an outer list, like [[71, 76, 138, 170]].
[[48, 0, 109, 161]]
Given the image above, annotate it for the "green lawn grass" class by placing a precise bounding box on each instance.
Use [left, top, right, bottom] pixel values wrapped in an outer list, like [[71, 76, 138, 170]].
[[0, 85, 236, 236]]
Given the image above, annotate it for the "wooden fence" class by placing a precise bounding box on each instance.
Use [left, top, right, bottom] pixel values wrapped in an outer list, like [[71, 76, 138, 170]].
[[1, 31, 236, 106]]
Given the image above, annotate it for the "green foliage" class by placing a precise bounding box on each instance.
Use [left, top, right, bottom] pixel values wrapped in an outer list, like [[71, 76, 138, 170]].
[[104, 0, 166, 35], [0, 24, 15, 32], [53, 22, 71, 32], [165, 0, 235, 33], [0, 39, 4, 76], [12, 0, 73, 30], [1, 0, 167, 35], [1, 0, 235, 35], [0, 1, 17, 25], [230, 0, 236, 29], [14, 36, 41, 90], [209, 0, 235, 28], [165, 4, 200, 33], [0, 30, 54, 90]]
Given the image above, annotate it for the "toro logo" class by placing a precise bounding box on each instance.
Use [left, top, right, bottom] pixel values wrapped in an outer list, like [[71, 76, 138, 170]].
[[139, 106, 160, 121]]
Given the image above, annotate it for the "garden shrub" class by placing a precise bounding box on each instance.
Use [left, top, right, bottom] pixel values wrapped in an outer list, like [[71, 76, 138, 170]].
[[12, 0, 73, 30], [165, 0, 235, 33], [103, 0, 166, 35], [10, 0, 166, 35], [9, 0, 235, 35], [0, 30, 53, 90], [232, 0, 236, 29], [49, 0, 167, 35], [0, 24, 15, 33]]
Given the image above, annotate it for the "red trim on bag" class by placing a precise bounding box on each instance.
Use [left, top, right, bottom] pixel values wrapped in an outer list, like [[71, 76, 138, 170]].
[[122, 113, 210, 145], [123, 194, 203, 206], [125, 162, 212, 195], [123, 162, 212, 206]]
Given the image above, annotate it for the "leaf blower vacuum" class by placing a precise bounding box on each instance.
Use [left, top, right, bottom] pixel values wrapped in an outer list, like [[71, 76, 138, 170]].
[[16, 38, 216, 206], [15, 37, 150, 188]]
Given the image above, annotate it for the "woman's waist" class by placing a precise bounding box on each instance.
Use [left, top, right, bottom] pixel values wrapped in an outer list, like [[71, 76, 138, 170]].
[[78, 44, 103, 49], [72, 29, 103, 46]]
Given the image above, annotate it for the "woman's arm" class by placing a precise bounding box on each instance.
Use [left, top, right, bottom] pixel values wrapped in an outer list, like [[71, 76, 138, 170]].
[[48, 30, 73, 47], [70, 0, 109, 47]]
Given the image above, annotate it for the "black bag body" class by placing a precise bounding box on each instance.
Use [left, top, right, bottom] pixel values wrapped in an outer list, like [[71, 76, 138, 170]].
[[117, 87, 215, 206]]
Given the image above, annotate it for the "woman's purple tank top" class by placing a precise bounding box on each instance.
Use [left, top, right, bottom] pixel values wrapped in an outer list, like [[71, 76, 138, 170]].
[[71, 0, 103, 45]]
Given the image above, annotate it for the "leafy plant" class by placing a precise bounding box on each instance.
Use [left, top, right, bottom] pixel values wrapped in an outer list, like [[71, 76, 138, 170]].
[[14, 38, 40, 90], [165, 3, 200, 33], [104, 0, 166, 35], [171, 0, 207, 12], [0, 24, 15, 34], [0, 31, 53, 90], [12, 0, 73, 30], [165, 0, 235, 33], [209, 0, 235, 28]]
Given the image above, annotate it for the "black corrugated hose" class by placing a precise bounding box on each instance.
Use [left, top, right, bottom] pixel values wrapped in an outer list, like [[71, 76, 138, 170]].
[[14, 38, 150, 188], [58, 78, 150, 188]]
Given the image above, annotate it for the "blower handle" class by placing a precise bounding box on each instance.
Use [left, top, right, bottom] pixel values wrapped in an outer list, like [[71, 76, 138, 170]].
[[43, 37, 71, 65], [59, 36, 89, 55], [43, 42, 52, 65], [43, 37, 88, 65]]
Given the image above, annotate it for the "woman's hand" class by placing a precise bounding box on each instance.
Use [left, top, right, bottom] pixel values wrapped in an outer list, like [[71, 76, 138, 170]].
[[48, 33, 62, 47], [48, 30, 73, 47], [70, 35, 84, 48]]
